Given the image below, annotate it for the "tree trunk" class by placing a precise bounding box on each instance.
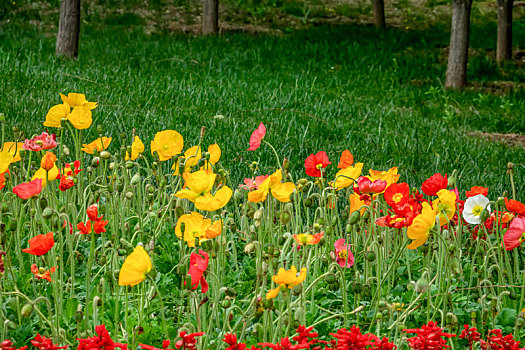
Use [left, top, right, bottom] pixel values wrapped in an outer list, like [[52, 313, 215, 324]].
[[445, 0, 473, 89], [373, 0, 386, 29], [203, 0, 219, 35], [496, 0, 513, 63], [56, 0, 81, 58]]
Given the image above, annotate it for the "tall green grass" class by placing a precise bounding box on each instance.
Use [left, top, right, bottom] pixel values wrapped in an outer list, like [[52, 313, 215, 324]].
[[0, 22, 524, 194]]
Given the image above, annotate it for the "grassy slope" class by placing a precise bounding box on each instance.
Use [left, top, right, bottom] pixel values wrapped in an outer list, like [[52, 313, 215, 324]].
[[0, 18, 524, 194]]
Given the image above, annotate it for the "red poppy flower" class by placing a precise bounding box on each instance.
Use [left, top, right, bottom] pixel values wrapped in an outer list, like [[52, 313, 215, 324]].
[[403, 321, 455, 350], [86, 205, 100, 221], [31, 264, 57, 282], [30, 334, 68, 350], [94, 219, 108, 234], [0, 170, 9, 190], [175, 331, 205, 350], [421, 173, 448, 196], [22, 232, 54, 256], [337, 150, 354, 169], [384, 182, 410, 208], [505, 198, 525, 217], [63, 160, 82, 176], [58, 175, 75, 191], [77, 221, 92, 235], [465, 186, 488, 198], [139, 340, 173, 350], [375, 213, 414, 229], [355, 177, 387, 194], [13, 178, 43, 199], [77, 324, 128, 350], [304, 151, 331, 177], [0, 339, 28, 350], [503, 217, 525, 250], [247, 123, 266, 151], [188, 250, 209, 293]]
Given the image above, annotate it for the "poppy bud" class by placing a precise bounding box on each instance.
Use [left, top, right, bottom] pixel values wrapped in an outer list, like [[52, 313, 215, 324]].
[[446, 312, 458, 325], [1, 203, 8, 213], [254, 219, 261, 228], [516, 317, 525, 328], [329, 280, 340, 291], [366, 250, 376, 262], [221, 298, 232, 309], [118, 249, 127, 256], [42, 207, 53, 219], [254, 208, 264, 220], [99, 255, 107, 265], [21, 303, 34, 317], [76, 305, 84, 323], [303, 197, 314, 208], [448, 243, 457, 254], [91, 157, 100, 168], [415, 275, 429, 293], [125, 191, 133, 200], [378, 300, 387, 310], [349, 211, 360, 225], [0, 113, 4, 122], [509, 290, 519, 300], [234, 189, 244, 202], [93, 296, 102, 307], [100, 151, 111, 160], [325, 273, 336, 284], [5, 320, 16, 330], [280, 211, 291, 225], [362, 210, 370, 222]]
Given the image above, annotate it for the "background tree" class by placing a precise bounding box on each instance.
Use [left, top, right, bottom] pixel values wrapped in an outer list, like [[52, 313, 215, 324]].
[[373, 0, 386, 28], [497, 0, 513, 63], [56, 0, 81, 58], [203, 0, 219, 34], [445, 0, 473, 89]]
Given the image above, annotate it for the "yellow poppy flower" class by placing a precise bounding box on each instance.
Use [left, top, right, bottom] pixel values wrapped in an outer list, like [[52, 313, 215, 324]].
[[349, 193, 367, 215], [2, 142, 24, 162], [81, 137, 112, 154], [407, 202, 437, 249], [266, 266, 307, 299], [433, 189, 457, 226], [208, 144, 221, 164], [248, 169, 295, 203], [150, 130, 183, 161], [174, 212, 222, 247], [32, 165, 60, 188], [332, 162, 364, 189], [368, 167, 400, 189], [44, 102, 70, 128], [60, 93, 97, 110], [171, 146, 202, 174], [175, 170, 232, 211], [125, 136, 145, 161], [118, 245, 152, 287], [0, 150, 14, 174], [67, 105, 92, 130]]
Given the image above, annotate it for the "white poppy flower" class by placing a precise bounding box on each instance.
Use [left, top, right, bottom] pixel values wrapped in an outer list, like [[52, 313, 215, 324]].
[[463, 194, 491, 225]]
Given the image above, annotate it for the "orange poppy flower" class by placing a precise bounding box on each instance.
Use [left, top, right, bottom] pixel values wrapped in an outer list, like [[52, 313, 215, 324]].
[[465, 186, 488, 198], [505, 198, 525, 217], [337, 150, 354, 169], [293, 232, 324, 246]]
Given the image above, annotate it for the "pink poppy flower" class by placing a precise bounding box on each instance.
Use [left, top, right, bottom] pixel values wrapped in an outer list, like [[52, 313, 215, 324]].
[[334, 238, 354, 268], [355, 177, 387, 194], [247, 123, 266, 151], [503, 217, 525, 250], [23, 132, 57, 152], [240, 175, 269, 190]]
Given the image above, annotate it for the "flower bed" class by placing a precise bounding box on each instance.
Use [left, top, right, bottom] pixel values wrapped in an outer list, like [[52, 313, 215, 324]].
[[0, 93, 524, 349]]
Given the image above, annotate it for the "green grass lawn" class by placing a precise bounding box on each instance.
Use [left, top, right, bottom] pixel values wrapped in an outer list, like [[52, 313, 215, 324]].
[[0, 19, 524, 194]]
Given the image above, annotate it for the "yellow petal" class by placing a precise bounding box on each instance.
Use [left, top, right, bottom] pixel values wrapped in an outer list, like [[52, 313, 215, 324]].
[[67, 105, 93, 130], [118, 245, 152, 286], [266, 285, 283, 299], [44, 102, 70, 128], [208, 144, 221, 164], [270, 182, 296, 202], [247, 189, 269, 203]]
